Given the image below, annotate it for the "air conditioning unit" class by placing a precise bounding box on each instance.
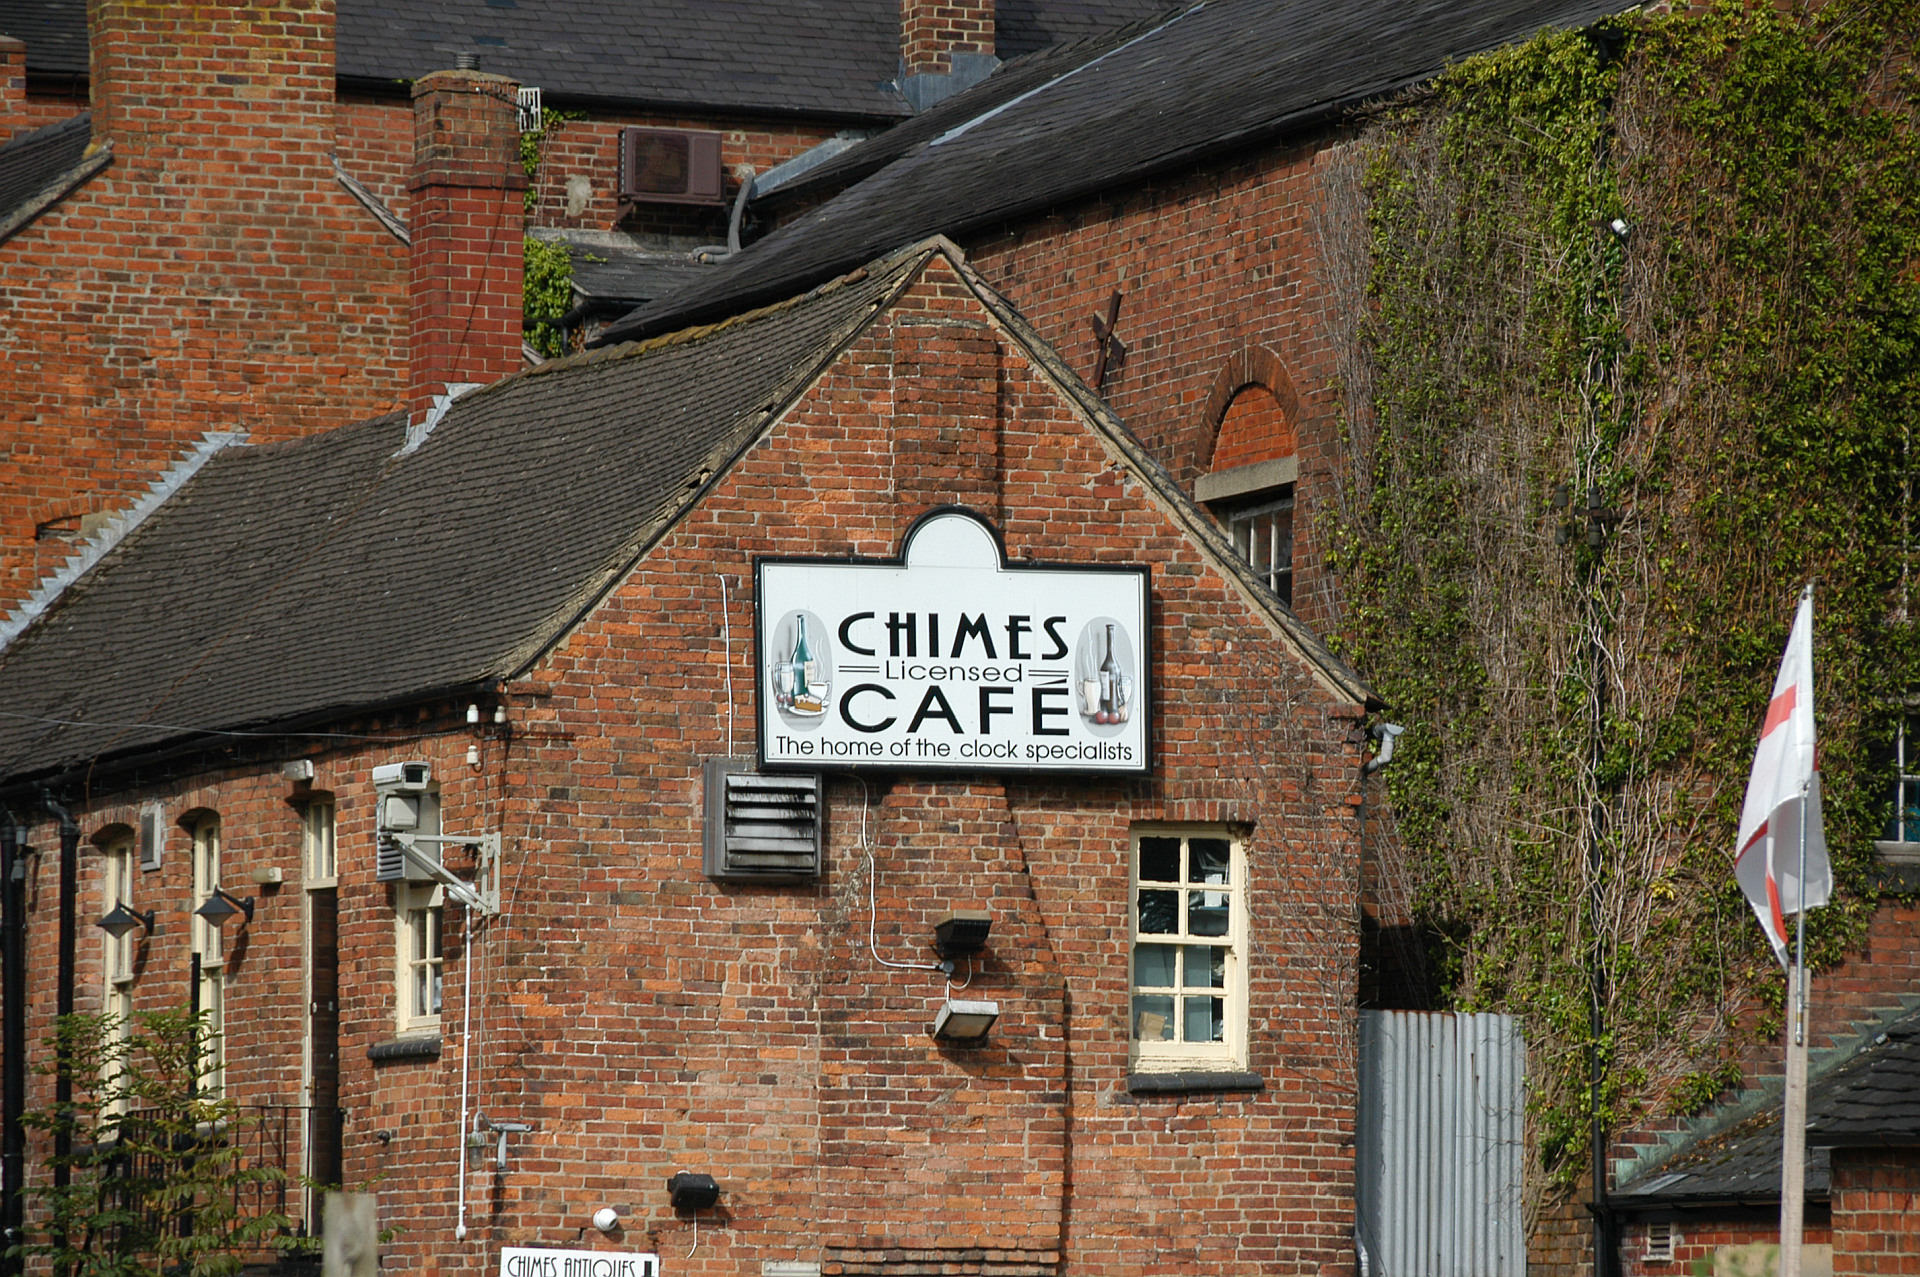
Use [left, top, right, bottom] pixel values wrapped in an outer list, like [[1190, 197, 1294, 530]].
[[619, 128, 725, 207], [703, 759, 822, 883]]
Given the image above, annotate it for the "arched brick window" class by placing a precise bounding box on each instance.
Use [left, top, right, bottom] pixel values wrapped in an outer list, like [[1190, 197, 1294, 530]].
[[1195, 347, 1299, 606]]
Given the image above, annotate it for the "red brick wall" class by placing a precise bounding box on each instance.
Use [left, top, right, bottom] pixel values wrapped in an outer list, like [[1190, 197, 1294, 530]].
[[0, 0, 410, 614], [966, 137, 1350, 631], [1830, 1146, 1920, 1275], [1616, 1218, 1834, 1277], [1212, 386, 1296, 471], [13, 254, 1366, 1275]]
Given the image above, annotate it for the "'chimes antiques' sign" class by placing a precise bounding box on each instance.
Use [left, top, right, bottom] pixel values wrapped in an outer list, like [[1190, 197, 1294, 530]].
[[755, 509, 1150, 775]]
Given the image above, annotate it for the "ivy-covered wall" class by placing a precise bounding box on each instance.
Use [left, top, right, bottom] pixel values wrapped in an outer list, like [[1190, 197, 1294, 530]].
[[1321, 0, 1920, 1211]]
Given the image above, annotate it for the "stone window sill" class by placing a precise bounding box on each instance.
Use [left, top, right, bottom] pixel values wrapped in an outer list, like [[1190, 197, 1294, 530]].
[[1125, 1069, 1264, 1096], [368, 1035, 441, 1064]]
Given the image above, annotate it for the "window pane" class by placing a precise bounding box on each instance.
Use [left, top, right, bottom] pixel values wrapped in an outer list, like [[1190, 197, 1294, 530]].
[[428, 966, 443, 1016], [1898, 776, 1920, 842], [1188, 890, 1230, 936], [1138, 836, 1180, 883], [1247, 514, 1272, 573], [1134, 943, 1176, 988], [1132, 995, 1175, 1041], [1188, 838, 1230, 884], [1183, 995, 1224, 1043], [411, 910, 428, 961], [1183, 945, 1226, 989], [1138, 889, 1178, 934]]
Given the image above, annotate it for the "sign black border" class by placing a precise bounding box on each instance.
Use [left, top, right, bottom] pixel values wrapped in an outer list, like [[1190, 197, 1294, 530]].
[[752, 506, 1154, 777]]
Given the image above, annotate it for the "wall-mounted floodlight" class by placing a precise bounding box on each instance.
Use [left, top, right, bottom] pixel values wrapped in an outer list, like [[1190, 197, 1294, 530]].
[[667, 1172, 720, 1212], [932, 909, 992, 959], [96, 900, 156, 940], [193, 886, 254, 928], [930, 999, 1000, 1045]]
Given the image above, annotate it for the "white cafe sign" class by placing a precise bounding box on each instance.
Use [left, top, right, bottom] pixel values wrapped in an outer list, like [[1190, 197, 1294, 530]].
[[500, 1248, 659, 1277], [756, 508, 1150, 775]]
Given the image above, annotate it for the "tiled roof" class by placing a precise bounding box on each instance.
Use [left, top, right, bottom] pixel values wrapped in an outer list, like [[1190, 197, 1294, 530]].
[[0, 111, 91, 229], [0, 250, 924, 784], [994, 0, 1182, 59], [601, 0, 1636, 345], [0, 237, 1373, 786], [333, 0, 909, 120], [0, 2, 1176, 121], [1613, 1001, 1920, 1210]]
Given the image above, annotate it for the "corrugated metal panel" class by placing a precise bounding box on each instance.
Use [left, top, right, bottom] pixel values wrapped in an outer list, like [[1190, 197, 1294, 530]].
[[1355, 1010, 1526, 1277]]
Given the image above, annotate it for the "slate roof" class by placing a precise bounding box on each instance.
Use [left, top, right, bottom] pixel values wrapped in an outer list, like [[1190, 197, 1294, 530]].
[[0, 250, 922, 784], [0, 111, 90, 227], [1613, 1003, 1920, 1211], [0, 1, 1178, 122], [994, 0, 1181, 59], [0, 239, 1373, 787], [600, 0, 1636, 345], [562, 242, 716, 314]]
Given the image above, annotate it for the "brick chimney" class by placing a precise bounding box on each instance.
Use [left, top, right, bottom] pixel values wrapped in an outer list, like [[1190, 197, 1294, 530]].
[[408, 69, 527, 422], [89, 1, 336, 162], [899, 0, 997, 111]]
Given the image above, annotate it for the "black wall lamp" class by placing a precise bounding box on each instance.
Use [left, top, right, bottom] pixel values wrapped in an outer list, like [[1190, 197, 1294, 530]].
[[667, 1172, 720, 1212], [96, 900, 155, 940], [932, 909, 992, 960], [194, 886, 254, 928]]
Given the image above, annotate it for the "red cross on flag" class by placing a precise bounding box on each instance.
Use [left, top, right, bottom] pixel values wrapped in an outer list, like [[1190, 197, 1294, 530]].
[[1734, 585, 1832, 967]]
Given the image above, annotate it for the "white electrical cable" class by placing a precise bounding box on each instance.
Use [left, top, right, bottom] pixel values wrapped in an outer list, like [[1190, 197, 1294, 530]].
[[719, 575, 736, 755], [856, 777, 943, 973], [455, 907, 474, 1240]]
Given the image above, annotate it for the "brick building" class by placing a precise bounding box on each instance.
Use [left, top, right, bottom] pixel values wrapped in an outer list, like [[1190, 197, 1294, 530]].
[[595, 2, 1920, 1272], [0, 0, 1174, 618], [0, 237, 1377, 1274]]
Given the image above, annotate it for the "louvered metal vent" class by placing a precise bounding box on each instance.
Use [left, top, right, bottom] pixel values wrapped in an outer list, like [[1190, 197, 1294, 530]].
[[139, 805, 163, 871], [703, 759, 822, 883]]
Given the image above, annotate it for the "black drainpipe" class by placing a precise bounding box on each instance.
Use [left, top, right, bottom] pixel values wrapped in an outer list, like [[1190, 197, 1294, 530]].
[[1, 817, 26, 1277], [45, 798, 79, 1210]]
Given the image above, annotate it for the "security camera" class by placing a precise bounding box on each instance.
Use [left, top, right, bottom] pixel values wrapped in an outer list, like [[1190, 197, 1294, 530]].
[[372, 761, 432, 793]]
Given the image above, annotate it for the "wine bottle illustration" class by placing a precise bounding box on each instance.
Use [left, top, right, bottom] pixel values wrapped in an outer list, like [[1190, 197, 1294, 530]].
[[1098, 623, 1118, 723], [788, 614, 826, 715]]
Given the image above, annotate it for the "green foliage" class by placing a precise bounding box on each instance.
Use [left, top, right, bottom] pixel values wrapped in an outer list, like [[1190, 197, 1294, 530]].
[[524, 236, 575, 359], [1329, 0, 1920, 1204], [12, 1011, 289, 1277], [520, 109, 587, 357]]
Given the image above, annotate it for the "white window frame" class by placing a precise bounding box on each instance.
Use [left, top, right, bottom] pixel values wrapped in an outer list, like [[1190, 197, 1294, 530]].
[[1128, 824, 1248, 1073], [101, 835, 136, 1107], [303, 799, 336, 887], [190, 814, 225, 1097], [393, 790, 443, 1036], [395, 884, 444, 1036], [1195, 456, 1297, 610]]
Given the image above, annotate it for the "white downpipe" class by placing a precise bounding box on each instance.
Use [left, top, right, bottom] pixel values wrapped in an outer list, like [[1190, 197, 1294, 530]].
[[455, 909, 475, 1240]]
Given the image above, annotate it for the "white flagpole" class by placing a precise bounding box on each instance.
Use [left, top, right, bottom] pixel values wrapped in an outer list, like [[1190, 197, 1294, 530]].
[[1778, 776, 1811, 1277]]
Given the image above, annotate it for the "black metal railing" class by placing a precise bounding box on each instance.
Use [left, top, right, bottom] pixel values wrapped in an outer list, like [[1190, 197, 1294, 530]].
[[93, 1104, 331, 1258]]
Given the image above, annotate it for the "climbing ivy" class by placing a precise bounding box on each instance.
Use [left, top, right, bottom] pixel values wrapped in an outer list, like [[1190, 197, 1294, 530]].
[[523, 236, 574, 359], [520, 109, 588, 358], [1325, 0, 1920, 1211]]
